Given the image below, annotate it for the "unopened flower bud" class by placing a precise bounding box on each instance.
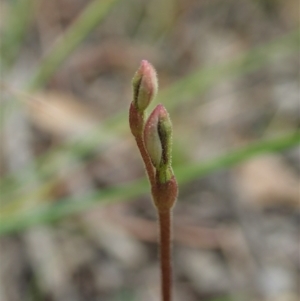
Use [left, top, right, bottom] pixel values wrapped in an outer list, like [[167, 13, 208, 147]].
[[132, 60, 158, 112], [144, 104, 173, 183]]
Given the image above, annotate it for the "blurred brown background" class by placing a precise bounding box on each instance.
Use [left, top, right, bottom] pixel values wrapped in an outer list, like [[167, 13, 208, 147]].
[[0, 0, 299, 301]]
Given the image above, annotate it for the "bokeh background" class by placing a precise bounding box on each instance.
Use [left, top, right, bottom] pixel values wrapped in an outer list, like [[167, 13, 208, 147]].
[[0, 0, 299, 301]]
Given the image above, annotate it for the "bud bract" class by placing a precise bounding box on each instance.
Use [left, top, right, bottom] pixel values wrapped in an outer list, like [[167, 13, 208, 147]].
[[132, 60, 158, 112]]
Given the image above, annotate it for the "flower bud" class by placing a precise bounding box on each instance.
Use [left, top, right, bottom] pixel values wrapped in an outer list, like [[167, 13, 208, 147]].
[[132, 60, 158, 112], [144, 104, 173, 183]]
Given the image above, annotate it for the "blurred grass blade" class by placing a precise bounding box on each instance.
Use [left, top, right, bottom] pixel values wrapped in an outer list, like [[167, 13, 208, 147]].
[[0, 132, 298, 236], [175, 132, 300, 183], [158, 28, 300, 109], [0, 0, 37, 71], [27, 0, 120, 90], [0, 178, 149, 236]]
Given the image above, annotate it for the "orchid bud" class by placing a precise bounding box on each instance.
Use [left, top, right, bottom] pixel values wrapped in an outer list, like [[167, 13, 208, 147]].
[[144, 104, 173, 183], [132, 60, 158, 112]]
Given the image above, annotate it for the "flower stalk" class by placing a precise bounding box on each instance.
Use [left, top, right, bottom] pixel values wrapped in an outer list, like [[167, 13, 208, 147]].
[[129, 60, 178, 301]]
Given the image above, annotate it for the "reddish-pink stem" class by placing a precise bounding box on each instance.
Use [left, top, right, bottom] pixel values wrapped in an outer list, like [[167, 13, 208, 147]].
[[158, 210, 172, 301], [135, 135, 156, 188]]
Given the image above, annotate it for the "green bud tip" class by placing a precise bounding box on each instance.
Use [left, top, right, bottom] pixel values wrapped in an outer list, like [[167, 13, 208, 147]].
[[132, 60, 158, 112]]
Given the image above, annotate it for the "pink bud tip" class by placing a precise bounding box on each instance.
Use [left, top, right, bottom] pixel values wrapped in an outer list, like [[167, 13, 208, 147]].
[[132, 60, 158, 112]]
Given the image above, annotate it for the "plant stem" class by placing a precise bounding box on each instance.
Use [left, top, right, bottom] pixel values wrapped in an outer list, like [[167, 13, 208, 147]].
[[135, 135, 156, 188], [158, 210, 172, 301]]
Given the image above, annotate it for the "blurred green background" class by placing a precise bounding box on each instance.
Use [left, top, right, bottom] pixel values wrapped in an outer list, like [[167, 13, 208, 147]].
[[0, 0, 299, 300]]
